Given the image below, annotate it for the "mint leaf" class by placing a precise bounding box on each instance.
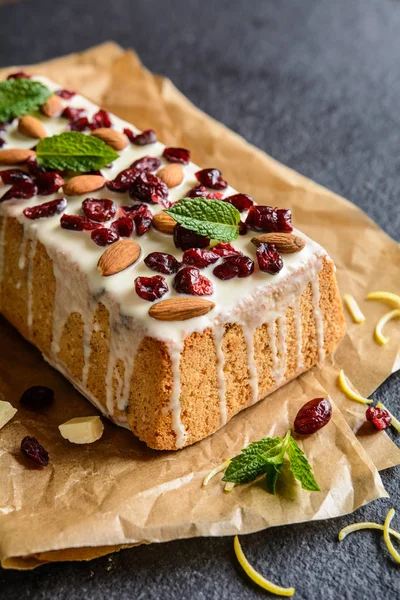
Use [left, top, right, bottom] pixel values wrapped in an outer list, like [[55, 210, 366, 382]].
[[165, 198, 240, 242], [0, 78, 52, 122], [264, 461, 284, 494], [36, 132, 119, 172], [287, 436, 320, 492]]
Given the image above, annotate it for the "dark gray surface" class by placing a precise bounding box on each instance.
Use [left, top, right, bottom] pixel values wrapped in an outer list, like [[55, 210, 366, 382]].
[[1, 0, 399, 598]]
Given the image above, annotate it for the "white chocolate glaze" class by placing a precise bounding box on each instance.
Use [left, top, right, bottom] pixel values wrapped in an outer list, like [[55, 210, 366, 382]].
[[0, 76, 331, 447]]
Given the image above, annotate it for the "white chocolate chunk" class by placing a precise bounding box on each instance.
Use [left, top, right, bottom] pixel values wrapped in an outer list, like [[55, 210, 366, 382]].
[[0, 400, 17, 430], [59, 416, 104, 444]]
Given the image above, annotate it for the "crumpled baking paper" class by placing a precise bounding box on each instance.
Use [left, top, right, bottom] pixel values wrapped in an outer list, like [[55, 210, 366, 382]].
[[0, 42, 399, 569]]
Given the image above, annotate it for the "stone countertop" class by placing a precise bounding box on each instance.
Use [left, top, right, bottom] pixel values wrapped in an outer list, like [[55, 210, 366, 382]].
[[0, 0, 399, 598]]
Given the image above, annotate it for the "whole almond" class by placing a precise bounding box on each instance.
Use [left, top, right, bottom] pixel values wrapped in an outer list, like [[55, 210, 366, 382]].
[[0, 148, 36, 165], [40, 94, 63, 118], [251, 232, 306, 253], [63, 175, 105, 196], [152, 211, 176, 235], [91, 128, 128, 151], [157, 164, 184, 188], [18, 115, 47, 139], [149, 297, 215, 321], [98, 240, 141, 276]]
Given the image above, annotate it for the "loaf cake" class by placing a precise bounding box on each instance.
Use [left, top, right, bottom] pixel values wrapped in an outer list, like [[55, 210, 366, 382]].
[[0, 74, 346, 450]]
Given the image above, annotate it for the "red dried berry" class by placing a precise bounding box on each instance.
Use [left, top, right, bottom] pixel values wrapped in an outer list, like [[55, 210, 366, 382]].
[[173, 224, 210, 251], [131, 156, 161, 172], [82, 198, 116, 222], [0, 169, 32, 184], [24, 197, 67, 220], [61, 106, 86, 120], [91, 109, 112, 129], [195, 168, 227, 190], [7, 71, 30, 79], [21, 436, 49, 466], [135, 210, 153, 235], [26, 155, 46, 176], [1, 181, 38, 202], [294, 397, 332, 434], [129, 172, 169, 207], [182, 248, 220, 268], [256, 243, 283, 274], [276, 209, 293, 232], [91, 227, 119, 246], [223, 193, 253, 212], [186, 185, 224, 200], [124, 128, 157, 145], [121, 203, 148, 216], [69, 117, 91, 132], [366, 406, 392, 431], [56, 89, 76, 99], [239, 220, 248, 235], [135, 275, 168, 301], [106, 168, 140, 192], [20, 385, 54, 409], [163, 147, 191, 164], [144, 252, 181, 274], [246, 206, 293, 233], [173, 267, 214, 296], [111, 216, 135, 237], [211, 242, 242, 257], [35, 172, 64, 195], [60, 214, 102, 231], [213, 255, 254, 280]]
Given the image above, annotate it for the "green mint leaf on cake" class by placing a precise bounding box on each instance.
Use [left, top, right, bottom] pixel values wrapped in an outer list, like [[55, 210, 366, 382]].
[[0, 78, 52, 122], [36, 132, 119, 172], [165, 198, 240, 242], [286, 435, 320, 492]]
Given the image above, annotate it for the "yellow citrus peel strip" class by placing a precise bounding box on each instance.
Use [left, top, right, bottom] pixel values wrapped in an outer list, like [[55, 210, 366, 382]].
[[366, 291, 400, 309], [202, 459, 230, 486], [383, 509, 400, 564], [373, 309, 400, 345], [234, 536, 295, 597], [337, 369, 372, 405], [343, 294, 366, 324], [338, 521, 400, 542], [376, 402, 400, 433], [224, 481, 235, 493]]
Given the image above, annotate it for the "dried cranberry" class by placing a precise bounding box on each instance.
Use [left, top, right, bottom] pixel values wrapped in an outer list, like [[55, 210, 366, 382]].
[[276, 208, 293, 232], [24, 197, 67, 220], [0, 169, 32, 184], [129, 172, 169, 207], [7, 71, 30, 79], [61, 106, 86, 120], [26, 155, 46, 176], [211, 242, 242, 257], [163, 147, 190, 164], [213, 255, 254, 280], [173, 224, 210, 251], [195, 168, 227, 190], [1, 181, 38, 202], [124, 128, 157, 145], [135, 209, 153, 235], [256, 243, 283, 274], [182, 248, 220, 268], [173, 267, 214, 296], [223, 193, 253, 212], [56, 89, 76, 99], [294, 398, 332, 434], [186, 185, 224, 200], [366, 406, 392, 431], [70, 117, 91, 132], [135, 275, 168, 301], [111, 216, 134, 237], [61, 214, 102, 231], [121, 203, 148, 216], [20, 385, 54, 409], [246, 206, 293, 233], [36, 172, 64, 195], [91, 109, 112, 129], [91, 227, 119, 246], [107, 168, 140, 192], [131, 156, 161, 172], [82, 198, 116, 222], [144, 252, 181, 274], [239, 220, 248, 235], [21, 436, 49, 466]]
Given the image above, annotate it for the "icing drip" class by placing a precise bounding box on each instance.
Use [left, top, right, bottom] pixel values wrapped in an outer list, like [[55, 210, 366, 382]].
[[293, 296, 304, 370], [242, 325, 258, 405], [214, 325, 227, 425], [311, 277, 325, 365], [82, 308, 94, 388], [26, 235, 37, 331], [18, 227, 29, 270], [268, 320, 279, 383], [276, 315, 287, 385], [167, 338, 187, 449]]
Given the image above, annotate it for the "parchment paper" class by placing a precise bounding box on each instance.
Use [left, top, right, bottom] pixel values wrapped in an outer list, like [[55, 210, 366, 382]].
[[0, 42, 399, 569]]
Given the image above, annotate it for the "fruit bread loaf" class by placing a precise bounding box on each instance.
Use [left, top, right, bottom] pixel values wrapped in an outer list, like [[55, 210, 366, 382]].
[[0, 74, 346, 450]]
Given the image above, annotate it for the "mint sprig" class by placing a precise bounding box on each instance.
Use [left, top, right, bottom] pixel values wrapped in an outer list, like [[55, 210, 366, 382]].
[[222, 430, 320, 493], [165, 198, 240, 242], [0, 78, 52, 122], [36, 132, 119, 172]]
